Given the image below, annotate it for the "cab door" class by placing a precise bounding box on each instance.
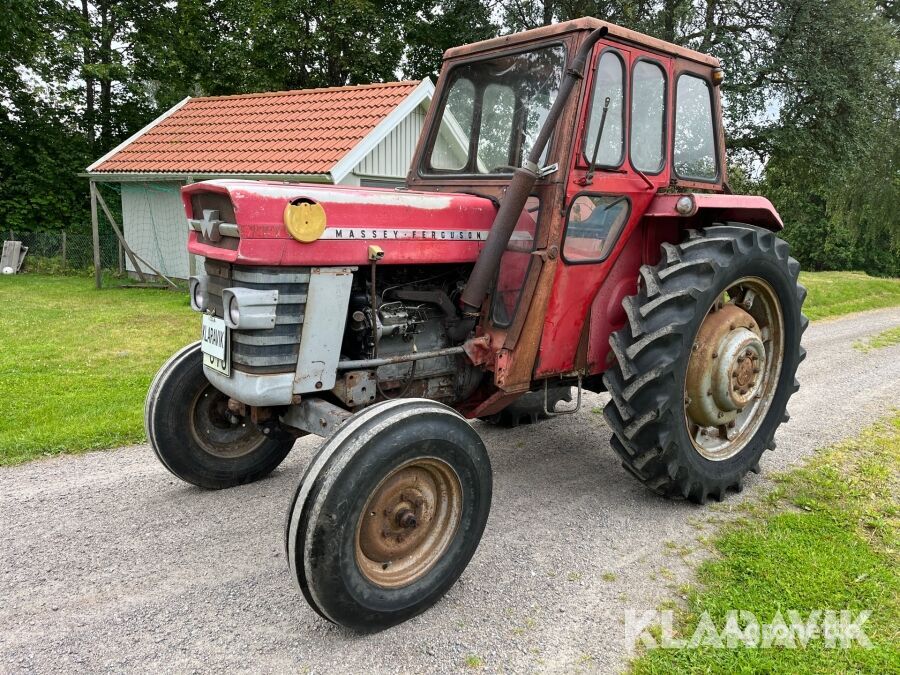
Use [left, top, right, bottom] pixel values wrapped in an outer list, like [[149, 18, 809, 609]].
[[535, 42, 673, 377]]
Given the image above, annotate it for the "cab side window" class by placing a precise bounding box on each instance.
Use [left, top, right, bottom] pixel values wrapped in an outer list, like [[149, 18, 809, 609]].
[[562, 194, 631, 263], [674, 74, 717, 180], [630, 60, 666, 173], [584, 51, 625, 167]]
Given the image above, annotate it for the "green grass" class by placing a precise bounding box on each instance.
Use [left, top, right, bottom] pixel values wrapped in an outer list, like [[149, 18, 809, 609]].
[[464, 654, 484, 669], [799, 271, 900, 321], [631, 415, 900, 674], [855, 326, 900, 353], [0, 274, 196, 464], [0, 269, 898, 464]]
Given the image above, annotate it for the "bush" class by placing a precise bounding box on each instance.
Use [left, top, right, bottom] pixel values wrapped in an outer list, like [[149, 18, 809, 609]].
[[781, 221, 900, 277], [21, 255, 92, 276]]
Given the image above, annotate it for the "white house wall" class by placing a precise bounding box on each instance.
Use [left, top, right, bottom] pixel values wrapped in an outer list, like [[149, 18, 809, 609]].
[[121, 181, 191, 280], [353, 106, 427, 180]]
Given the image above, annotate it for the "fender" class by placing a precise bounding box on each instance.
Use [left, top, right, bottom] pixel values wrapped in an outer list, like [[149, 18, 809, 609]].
[[643, 193, 784, 231]]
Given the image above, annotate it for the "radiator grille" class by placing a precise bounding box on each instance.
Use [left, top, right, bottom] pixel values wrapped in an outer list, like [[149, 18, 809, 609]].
[[204, 260, 309, 374]]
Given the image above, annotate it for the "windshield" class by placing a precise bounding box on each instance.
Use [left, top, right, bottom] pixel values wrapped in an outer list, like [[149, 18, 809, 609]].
[[423, 44, 567, 175]]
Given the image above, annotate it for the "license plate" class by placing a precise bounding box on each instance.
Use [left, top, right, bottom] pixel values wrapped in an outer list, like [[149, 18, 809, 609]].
[[200, 314, 230, 376]]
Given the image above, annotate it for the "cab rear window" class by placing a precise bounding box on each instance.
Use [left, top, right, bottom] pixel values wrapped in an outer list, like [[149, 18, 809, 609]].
[[674, 74, 717, 180]]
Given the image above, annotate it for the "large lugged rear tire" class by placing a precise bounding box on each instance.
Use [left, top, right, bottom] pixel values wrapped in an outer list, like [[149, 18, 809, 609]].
[[603, 224, 808, 503], [145, 342, 295, 489], [286, 399, 492, 631]]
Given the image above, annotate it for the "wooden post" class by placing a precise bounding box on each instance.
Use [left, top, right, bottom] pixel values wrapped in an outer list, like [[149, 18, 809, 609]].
[[90, 182, 102, 289], [93, 186, 148, 283], [61, 230, 67, 271], [118, 239, 124, 274], [94, 185, 176, 289]]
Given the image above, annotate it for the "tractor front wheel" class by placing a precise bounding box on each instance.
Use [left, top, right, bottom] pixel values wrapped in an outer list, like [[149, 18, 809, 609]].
[[286, 399, 492, 631], [145, 342, 295, 489], [603, 224, 808, 503]]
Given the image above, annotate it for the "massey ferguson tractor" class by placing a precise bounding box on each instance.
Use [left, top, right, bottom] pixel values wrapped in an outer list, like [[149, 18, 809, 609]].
[[146, 18, 807, 630]]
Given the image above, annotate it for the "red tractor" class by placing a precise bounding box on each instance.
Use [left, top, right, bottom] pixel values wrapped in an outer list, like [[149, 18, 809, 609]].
[[147, 18, 806, 630]]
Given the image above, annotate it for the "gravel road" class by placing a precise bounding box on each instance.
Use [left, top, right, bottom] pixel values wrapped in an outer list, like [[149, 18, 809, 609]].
[[3, 307, 899, 674]]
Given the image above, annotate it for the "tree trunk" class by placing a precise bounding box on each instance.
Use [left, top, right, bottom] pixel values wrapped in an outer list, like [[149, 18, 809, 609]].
[[81, 0, 95, 149], [700, 0, 717, 50], [662, 0, 678, 42], [542, 1, 555, 26], [99, 1, 114, 146]]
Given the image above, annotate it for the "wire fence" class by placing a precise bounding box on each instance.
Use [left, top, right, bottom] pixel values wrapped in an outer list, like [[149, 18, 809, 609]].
[[10, 230, 121, 275], [5, 180, 191, 287]]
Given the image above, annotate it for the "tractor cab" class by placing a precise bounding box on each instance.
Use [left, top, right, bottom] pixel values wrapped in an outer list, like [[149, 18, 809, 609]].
[[408, 17, 728, 412]]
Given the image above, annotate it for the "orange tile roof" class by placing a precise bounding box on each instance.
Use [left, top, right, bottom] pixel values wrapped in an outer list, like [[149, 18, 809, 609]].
[[91, 81, 422, 175]]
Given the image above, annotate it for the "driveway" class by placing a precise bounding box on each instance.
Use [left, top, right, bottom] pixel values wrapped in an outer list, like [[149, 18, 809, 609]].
[[3, 307, 899, 673]]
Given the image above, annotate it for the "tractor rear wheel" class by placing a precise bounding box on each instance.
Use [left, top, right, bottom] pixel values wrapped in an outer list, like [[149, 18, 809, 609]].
[[145, 342, 295, 489], [286, 399, 491, 631], [603, 224, 807, 503]]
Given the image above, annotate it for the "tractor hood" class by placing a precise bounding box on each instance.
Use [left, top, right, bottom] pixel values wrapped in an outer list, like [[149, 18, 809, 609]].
[[183, 179, 499, 266]]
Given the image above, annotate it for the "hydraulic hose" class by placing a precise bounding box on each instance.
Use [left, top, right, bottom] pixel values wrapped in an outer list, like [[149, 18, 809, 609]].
[[459, 25, 609, 316]]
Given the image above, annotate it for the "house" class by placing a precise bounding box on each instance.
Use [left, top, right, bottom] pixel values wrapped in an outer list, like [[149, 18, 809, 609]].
[[84, 80, 437, 280]]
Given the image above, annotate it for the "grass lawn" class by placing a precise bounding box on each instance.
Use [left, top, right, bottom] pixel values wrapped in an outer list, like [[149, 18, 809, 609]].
[[855, 326, 900, 353], [631, 415, 900, 674], [799, 271, 900, 321], [0, 269, 898, 465], [0, 274, 196, 464]]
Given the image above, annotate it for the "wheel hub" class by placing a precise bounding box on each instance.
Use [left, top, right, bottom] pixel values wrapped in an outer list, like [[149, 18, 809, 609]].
[[190, 385, 268, 458], [686, 303, 764, 428], [683, 278, 785, 462], [356, 458, 462, 588]]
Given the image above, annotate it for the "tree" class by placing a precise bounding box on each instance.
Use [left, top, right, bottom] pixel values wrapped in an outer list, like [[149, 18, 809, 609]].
[[403, 0, 497, 79]]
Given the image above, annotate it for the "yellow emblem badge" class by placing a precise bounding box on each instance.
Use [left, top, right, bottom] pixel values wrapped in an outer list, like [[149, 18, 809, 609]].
[[284, 200, 327, 243]]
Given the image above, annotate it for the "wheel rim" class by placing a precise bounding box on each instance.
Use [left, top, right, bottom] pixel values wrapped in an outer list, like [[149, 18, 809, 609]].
[[355, 457, 462, 588], [684, 277, 784, 461], [189, 384, 268, 459]]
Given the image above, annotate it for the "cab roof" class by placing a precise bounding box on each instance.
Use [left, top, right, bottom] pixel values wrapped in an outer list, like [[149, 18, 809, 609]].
[[443, 17, 719, 68]]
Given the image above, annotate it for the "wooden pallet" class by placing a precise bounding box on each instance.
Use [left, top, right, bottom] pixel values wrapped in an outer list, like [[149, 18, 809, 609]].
[[1, 241, 27, 273]]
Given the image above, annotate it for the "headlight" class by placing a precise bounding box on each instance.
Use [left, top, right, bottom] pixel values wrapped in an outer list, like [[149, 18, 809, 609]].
[[228, 295, 240, 325], [675, 195, 696, 215], [189, 275, 209, 312], [222, 287, 279, 329]]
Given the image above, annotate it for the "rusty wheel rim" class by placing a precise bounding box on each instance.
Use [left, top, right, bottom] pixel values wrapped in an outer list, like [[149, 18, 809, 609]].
[[189, 384, 267, 459], [684, 277, 784, 461], [355, 457, 462, 588]]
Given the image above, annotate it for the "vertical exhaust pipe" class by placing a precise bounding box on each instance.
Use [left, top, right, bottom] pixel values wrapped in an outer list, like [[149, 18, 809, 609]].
[[460, 25, 609, 316]]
